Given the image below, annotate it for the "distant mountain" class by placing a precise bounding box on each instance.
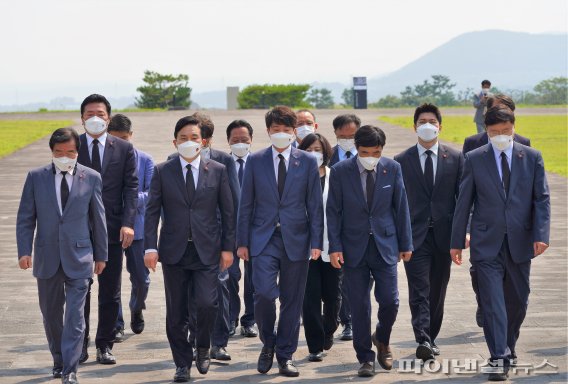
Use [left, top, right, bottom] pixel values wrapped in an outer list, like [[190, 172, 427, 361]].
[[366, 30, 568, 101]]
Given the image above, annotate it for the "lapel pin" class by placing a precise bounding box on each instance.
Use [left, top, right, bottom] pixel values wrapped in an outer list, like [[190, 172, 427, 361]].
[[294, 160, 299, 166], [383, 169, 387, 174], [443, 154, 448, 158]]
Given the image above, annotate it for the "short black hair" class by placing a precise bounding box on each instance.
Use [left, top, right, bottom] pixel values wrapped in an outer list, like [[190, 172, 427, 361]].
[[355, 125, 386, 148], [174, 116, 202, 139], [296, 109, 316, 121], [485, 106, 515, 126], [226, 119, 253, 141], [413, 103, 442, 124], [192, 112, 214, 139], [49, 127, 80, 151], [332, 114, 361, 131], [80, 94, 111, 116], [108, 114, 132, 133], [481, 80, 491, 87], [298, 133, 333, 167], [265, 105, 296, 128], [486, 94, 516, 111]]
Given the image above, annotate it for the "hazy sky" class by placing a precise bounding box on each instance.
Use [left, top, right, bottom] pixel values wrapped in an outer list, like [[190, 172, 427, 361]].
[[1, 0, 566, 104]]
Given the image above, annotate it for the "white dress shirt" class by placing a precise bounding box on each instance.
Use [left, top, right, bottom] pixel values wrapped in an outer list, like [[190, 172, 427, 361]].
[[337, 145, 357, 162], [492, 144, 513, 180], [180, 154, 201, 187], [86, 132, 107, 167], [272, 145, 291, 183], [417, 141, 439, 180], [232, 152, 249, 172], [55, 167, 75, 215]]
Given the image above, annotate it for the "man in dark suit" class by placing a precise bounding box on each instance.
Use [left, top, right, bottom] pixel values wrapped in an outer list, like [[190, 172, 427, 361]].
[[328, 114, 361, 341], [462, 94, 531, 328], [394, 104, 463, 361], [107, 114, 154, 338], [145, 116, 235, 382], [237, 106, 323, 377], [226, 119, 257, 339], [327, 125, 413, 377], [76, 94, 138, 365], [451, 106, 550, 381], [17, 128, 107, 384]]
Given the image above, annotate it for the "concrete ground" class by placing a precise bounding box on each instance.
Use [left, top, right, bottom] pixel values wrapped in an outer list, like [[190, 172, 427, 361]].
[[0, 108, 565, 383]]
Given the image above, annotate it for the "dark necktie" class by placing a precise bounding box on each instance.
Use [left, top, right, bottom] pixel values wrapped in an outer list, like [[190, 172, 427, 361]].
[[366, 170, 374, 210], [91, 139, 101, 173], [346, 151, 352, 159], [424, 150, 434, 194], [60, 171, 69, 212], [277, 154, 286, 198], [501, 152, 510, 195], [185, 164, 195, 202], [237, 158, 244, 186]]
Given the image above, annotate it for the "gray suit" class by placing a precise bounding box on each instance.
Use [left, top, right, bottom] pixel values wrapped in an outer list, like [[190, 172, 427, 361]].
[[16, 163, 107, 374], [472, 91, 489, 133]]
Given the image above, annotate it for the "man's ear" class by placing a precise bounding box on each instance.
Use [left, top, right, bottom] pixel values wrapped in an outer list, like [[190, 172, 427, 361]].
[[172, 139, 177, 148]]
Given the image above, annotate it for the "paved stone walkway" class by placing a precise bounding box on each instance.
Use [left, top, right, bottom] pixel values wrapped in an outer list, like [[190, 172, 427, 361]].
[[0, 109, 565, 383]]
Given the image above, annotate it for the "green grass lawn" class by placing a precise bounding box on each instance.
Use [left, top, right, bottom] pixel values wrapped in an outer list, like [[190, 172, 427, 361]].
[[379, 115, 568, 177], [0, 120, 74, 158]]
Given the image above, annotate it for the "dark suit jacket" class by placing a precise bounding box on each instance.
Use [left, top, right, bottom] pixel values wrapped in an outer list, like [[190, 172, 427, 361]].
[[329, 144, 341, 167], [327, 156, 413, 267], [462, 132, 531, 154], [450, 142, 550, 263], [134, 149, 154, 240], [237, 146, 323, 260], [78, 133, 138, 244], [394, 144, 463, 251], [145, 157, 235, 266]]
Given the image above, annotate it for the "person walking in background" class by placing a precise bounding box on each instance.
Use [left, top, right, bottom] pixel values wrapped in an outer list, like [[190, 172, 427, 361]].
[[17, 128, 108, 384], [294, 109, 319, 146], [473, 79, 492, 133], [107, 114, 154, 340]]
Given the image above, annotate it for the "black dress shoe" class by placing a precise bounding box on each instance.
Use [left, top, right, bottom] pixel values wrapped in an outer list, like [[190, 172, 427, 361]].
[[52, 365, 63, 378], [61, 372, 79, 384], [416, 341, 435, 361], [278, 359, 299, 377], [372, 332, 393, 370], [339, 324, 353, 341], [228, 321, 236, 337], [257, 347, 274, 374], [241, 325, 258, 337], [96, 347, 116, 364], [308, 352, 323, 362], [173, 366, 189, 382], [358, 361, 375, 377], [113, 328, 125, 343], [131, 311, 145, 334], [211, 346, 231, 361], [79, 336, 89, 364], [488, 371, 508, 381], [431, 342, 440, 356], [476, 306, 484, 328], [323, 335, 334, 350], [195, 348, 210, 374]]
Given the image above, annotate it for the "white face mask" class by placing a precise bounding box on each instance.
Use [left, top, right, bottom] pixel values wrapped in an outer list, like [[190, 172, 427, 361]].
[[482, 88, 490, 95], [359, 156, 380, 171], [53, 156, 77, 173], [337, 138, 355, 152], [230, 143, 250, 158], [490, 134, 513, 151], [270, 132, 295, 149], [416, 123, 439, 142], [177, 140, 201, 159], [84, 116, 107, 136], [295, 125, 315, 140], [309, 151, 324, 168]]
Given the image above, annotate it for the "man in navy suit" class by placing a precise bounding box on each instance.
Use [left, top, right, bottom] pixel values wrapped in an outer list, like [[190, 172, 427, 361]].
[[394, 104, 463, 361], [450, 106, 550, 381], [328, 114, 361, 341], [107, 114, 154, 338], [76, 94, 138, 365], [327, 125, 412, 377], [462, 94, 531, 328], [294, 109, 318, 145], [145, 116, 235, 382], [17, 128, 107, 384], [237, 106, 323, 377]]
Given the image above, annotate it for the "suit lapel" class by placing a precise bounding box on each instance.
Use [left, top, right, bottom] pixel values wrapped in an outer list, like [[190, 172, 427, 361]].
[[101, 136, 114, 175], [508, 143, 524, 200], [78, 134, 91, 168], [45, 166, 61, 217], [170, 158, 190, 206], [349, 157, 368, 211], [263, 148, 280, 200], [408, 145, 429, 195], [483, 147, 506, 202], [281, 148, 300, 201], [196, 158, 209, 195], [432, 144, 447, 196]]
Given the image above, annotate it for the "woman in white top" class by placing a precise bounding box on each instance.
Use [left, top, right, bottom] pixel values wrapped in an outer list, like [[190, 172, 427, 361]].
[[299, 133, 343, 362]]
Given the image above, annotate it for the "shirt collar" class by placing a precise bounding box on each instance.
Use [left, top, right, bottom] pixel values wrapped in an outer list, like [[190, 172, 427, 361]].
[[179, 154, 201, 171], [86, 132, 107, 147], [417, 141, 439, 157], [53, 163, 76, 175], [338, 145, 357, 157], [232, 152, 249, 162], [491, 142, 513, 161], [272, 145, 292, 162]]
